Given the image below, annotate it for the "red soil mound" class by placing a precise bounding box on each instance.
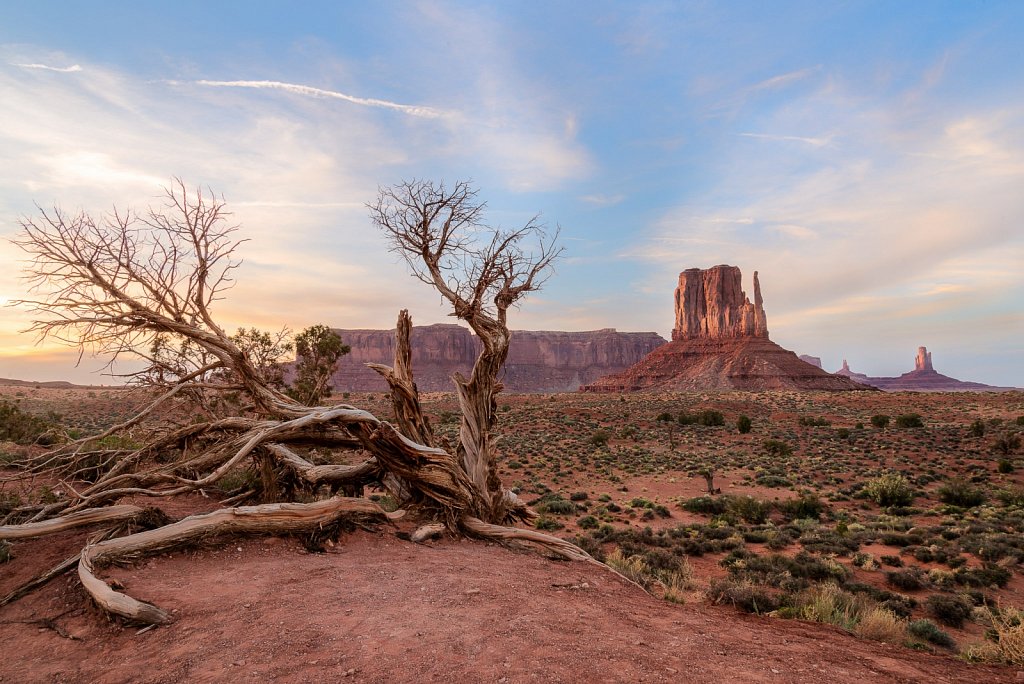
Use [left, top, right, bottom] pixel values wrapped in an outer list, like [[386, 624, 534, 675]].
[[1, 528, 1013, 683]]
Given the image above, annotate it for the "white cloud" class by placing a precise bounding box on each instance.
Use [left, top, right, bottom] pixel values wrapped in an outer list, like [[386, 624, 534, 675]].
[[749, 66, 821, 92], [739, 132, 833, 147], [191, 79, 449, 119], [11, 62, 82, 73]]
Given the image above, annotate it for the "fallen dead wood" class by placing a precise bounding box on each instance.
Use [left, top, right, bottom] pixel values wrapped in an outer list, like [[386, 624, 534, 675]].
[[0, 505, 146, 540], [78, 496, 402, 624]]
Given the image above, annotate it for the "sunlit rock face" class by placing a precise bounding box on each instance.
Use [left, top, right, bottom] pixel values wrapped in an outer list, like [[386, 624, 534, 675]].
[[672, 265, 768, 341], [584, 265, 867, 392]]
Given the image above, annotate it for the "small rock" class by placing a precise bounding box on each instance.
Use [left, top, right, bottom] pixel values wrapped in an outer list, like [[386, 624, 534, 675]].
[[465, 588, 481, 595]]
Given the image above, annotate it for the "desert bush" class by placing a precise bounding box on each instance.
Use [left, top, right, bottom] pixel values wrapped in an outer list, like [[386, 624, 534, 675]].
[[727, 495, 771, 524], [755, 474, 791, 488], [970, 419, 986, 437], [681, 495, 728, 516], [954, 564, 1011, 588], [854, 605, 907, 643], [569, 491, 588, 502], [926, 594, 973, 628], [737, 415, 752, 434], [535, 494, 576, 515], [886, 567, 927, 591], [0, 400, 56, 445], [895, 413, 924, 428], [577, 515, 599, 529], [987, 607, 1024, 665], [793, 583, 863, 630], [863, 473, 914, 507], [589, 429, 611, 447], [937, 478, 986, 508], [994, 432, 1022, 456], [762, 439, 793, 457], [997, 486, 1024, 507], [679, 410, 725, 427], [907, 619, 956, 649], [534, 516, 563, 531], [798, 416, 831, 427], [776, 493, 824, 521], [870, 414, 890, 429], [707, 578, 780, 614]]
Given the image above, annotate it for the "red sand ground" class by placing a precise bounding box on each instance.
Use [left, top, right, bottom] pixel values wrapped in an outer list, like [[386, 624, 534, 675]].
[[1, 525, 1018, 684]]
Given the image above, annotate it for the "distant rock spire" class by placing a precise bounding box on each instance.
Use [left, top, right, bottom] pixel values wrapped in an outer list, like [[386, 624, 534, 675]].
[[915, 346, 933, 372]]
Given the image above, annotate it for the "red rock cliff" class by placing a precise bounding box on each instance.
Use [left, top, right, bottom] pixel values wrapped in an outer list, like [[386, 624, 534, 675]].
[[672, 265, 768, 341], [325, 325, 666, 393]]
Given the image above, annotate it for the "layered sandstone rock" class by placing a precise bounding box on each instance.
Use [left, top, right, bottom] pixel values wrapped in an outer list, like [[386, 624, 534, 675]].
[[324, 325, 666, 393], [585, 265, 866, 392], [915, 346, 933, 371], [672, 265, 768, 340], [835, 348, 1018, 392], [798, 355, 823, 369]]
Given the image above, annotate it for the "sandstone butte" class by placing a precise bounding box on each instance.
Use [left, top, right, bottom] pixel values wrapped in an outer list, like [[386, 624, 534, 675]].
[[581, 265, 867, 392], [835, 346, 1020, 392], [323, 326, 666, 393]]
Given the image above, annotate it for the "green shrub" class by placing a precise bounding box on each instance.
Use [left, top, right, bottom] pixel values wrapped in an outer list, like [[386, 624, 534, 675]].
[[895, 413, 924, 428], [997, 459, 1014, 474], [886, 567, 927, 591], [870, 414, 890, 429], [994, 432, 1022, 456], [737, 415, 752, 434], [590, 429, 611, 447], [577, 515, 599, 529], [798, 416, 831, 427], [907, 619, 956, 648], [970, 419, 985, 437], [776, 494, 824, 521], [569, 491, 588, 502], [534, 516, 563, 531], [863, 473, 914, 507], [728, 495, 771, 524], [926, 594, 973, 628], [762, 439, 793, 457], [679, 410, 725, 427], [681, 496, 728, 515], [0, 400, 56, 445], [937, 478, 985, 508], [535, 494, 576, 515], [707, 578, 780, 614]]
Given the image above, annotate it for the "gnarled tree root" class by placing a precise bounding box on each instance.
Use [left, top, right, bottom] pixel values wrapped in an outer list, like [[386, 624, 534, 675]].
[[78, 497, 402, 625]]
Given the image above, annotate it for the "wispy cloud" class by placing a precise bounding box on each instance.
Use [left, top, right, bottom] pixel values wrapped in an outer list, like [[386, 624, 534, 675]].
[[749, 66, 821, 92], [739, 132, 833, 147], [191, 79, 448, 118], [11, 62, 82, 73], [579, 193, 625, 207]]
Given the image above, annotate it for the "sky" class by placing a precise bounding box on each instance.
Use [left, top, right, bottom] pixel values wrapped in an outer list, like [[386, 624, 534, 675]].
[[0, 1, 1021, 386]]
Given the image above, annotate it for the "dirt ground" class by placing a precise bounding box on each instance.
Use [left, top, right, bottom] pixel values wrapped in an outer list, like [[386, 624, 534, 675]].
[[3, 386, 1024, 682], [0, 525, 1019, 684]]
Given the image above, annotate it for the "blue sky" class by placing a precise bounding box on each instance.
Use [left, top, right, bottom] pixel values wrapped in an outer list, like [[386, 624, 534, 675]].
[[0, 1, 1021, 386]]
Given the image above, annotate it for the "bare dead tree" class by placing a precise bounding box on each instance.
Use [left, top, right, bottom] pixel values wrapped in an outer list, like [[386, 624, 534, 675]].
[[369, 179, 562, 522], [0, 179, 593, 625]]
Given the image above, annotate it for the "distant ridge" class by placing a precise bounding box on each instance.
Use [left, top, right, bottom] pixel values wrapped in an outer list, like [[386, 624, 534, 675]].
[[836, 347, 1020, 392], [0, 378, 116, 390]]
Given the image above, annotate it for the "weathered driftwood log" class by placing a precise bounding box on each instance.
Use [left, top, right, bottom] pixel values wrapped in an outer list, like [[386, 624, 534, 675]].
[[78, 497, 402, 624]]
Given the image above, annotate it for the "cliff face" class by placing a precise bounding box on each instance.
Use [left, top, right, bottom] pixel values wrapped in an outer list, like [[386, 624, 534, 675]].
[[672, 265, 768, 341], [327, 325, 667, 393], [584, 265, 867, 392]]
